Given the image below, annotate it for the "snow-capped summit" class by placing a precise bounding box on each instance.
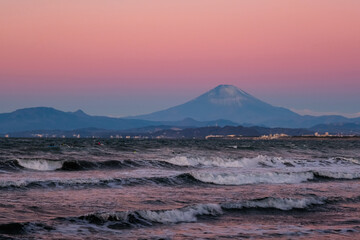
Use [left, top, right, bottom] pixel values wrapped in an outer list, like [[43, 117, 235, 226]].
[[199, 84, 257, 106]]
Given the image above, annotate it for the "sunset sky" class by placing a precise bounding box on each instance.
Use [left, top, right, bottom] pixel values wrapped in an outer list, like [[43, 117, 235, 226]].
[[1, 0, 359, 117]]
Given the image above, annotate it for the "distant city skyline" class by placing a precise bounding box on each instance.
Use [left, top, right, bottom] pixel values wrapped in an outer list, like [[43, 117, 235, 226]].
[[1, 1, 359, 117]]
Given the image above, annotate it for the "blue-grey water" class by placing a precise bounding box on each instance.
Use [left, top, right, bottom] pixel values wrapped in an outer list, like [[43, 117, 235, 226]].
[[0, 138, 360, 239]]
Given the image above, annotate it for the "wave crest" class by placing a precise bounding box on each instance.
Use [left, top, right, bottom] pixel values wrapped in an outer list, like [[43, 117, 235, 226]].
[[314, 171, 360, 179], [165, 155, 276, 168], [221, 197, 324, 211], [5, 158, 183, 172], [190, 171, 315, 185], [1, 169, 359, 190], [17, 159, 63, 171], [165, 155, 360, 168], [75, 197, 324, 228], [79, 203, 222, 227], [0, 173, 200, 190]]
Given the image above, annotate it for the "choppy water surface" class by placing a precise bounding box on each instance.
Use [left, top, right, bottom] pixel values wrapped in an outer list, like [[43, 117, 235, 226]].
[[0, 138, 360, 239]]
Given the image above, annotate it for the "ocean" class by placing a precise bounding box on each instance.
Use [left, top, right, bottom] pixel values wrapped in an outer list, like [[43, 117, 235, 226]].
[[0, 138, 359, 239]]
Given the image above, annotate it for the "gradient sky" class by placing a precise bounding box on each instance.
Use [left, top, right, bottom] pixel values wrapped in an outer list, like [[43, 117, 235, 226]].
[[1, 0, 359, 117]]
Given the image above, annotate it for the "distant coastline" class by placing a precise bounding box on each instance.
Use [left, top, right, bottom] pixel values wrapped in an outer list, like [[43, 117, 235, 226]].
[[1, 86, 359, 136]]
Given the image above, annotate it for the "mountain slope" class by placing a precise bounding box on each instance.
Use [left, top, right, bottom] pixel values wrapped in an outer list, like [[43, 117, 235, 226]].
[[0, 107, 239, 133], [0, 107, 159, 133], [133, 85, 301, 127], [1, 85, 359, 132], [132, 85, 360, 128]]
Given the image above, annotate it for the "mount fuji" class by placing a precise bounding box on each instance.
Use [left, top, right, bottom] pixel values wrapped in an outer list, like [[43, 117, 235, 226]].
[[132, 85, 354, 128], [0, 85, 358, 134], [133, 85, 299, 127]]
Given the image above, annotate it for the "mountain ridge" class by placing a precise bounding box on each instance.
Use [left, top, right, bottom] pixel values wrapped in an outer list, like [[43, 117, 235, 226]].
[[131, 84, 359, 128], [0, 85, 359, 133], [0, 107, 157, 133], [0, 107, 238, 134], [131, 85, 310, 127]]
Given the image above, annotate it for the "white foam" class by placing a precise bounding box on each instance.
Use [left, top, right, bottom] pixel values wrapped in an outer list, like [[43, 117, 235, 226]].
[[222, 197, 324, 211], [0, 177, 113, 189], [17, 159, 63, 171], [166, 155, 360, 169], [86, 203, 222, 224], [139, 204, 222, 223], [83, 198, 323, 225], [190, 171, 314, 185], [165, 155, 285, 168]]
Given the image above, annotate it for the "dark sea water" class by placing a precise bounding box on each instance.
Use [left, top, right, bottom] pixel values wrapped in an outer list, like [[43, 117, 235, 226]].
[[0, 138, 360, 239]]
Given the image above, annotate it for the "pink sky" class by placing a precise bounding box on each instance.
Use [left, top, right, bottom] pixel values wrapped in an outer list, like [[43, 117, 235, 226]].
[[0, 0, 359, 116]]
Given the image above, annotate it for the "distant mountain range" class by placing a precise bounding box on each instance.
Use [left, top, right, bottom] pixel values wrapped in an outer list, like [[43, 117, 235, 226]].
[[0, 84, 359, 136], [310, 122, 360, 135], [0, 107, 155, 133], [0, 107, 237, 134], [132, 85, 359, 128]]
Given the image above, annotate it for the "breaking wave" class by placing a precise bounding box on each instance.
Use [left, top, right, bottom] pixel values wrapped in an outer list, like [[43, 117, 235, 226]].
[[0, 197, 329, 234], [71, 197, 324, 228], [190, 170, 360, 185], [314, 171, 360, 180], [221, 197, 324, 211], [190, 171, 314, 185], [0, 158, 183, 172], [165, 155, 282, 168], [0, 173, 200, 190], [165, 155, 360, 168], [17, 159, 63, 171], [3, 195, 360, 235], [4, 196, 360, 234], [77, 203, 222, 227], [2, 155, 359, 172], [2, 169, 359, 190]]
